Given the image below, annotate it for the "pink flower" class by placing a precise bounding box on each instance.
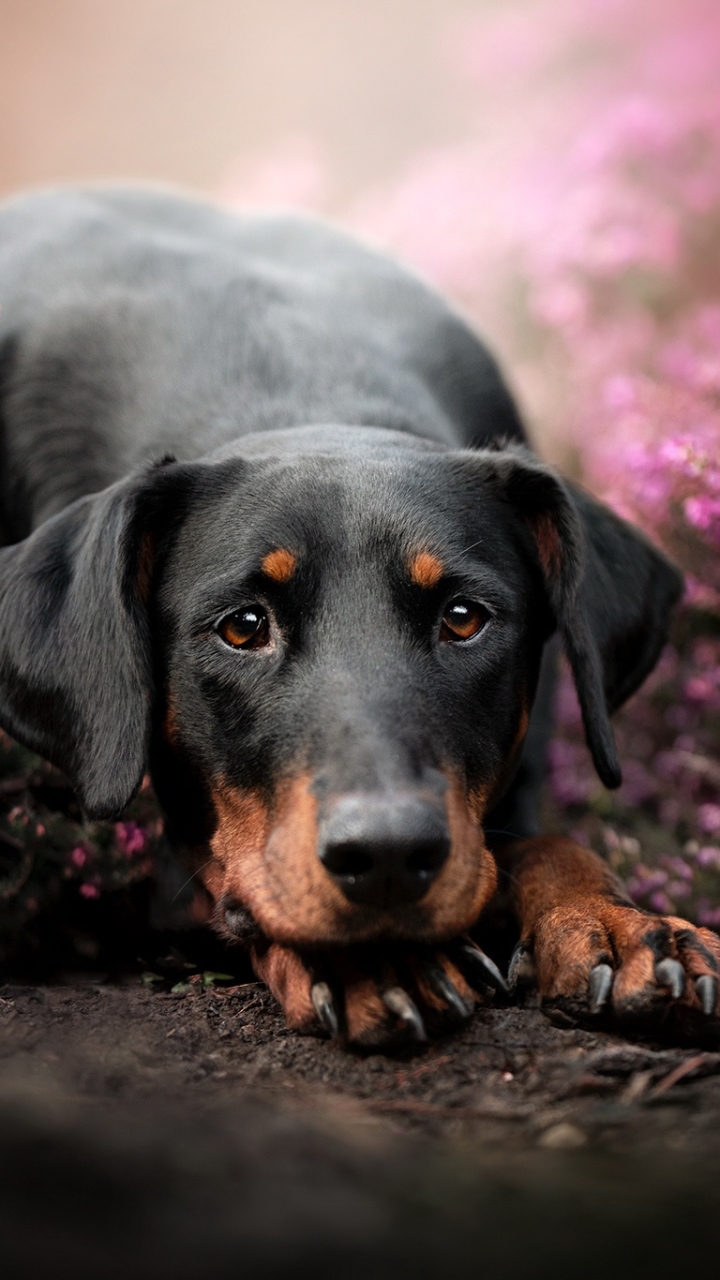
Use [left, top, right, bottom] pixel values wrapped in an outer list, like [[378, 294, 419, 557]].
[[698, 804, 720, 833], [114, 821, 148, 858], [661, 855, 694, 882], [649, 890, 674, 914], [698, 906, 720, 929], [69, 847, 88, 868], [79, 883, 100, 900], [603, 375, 636, 411], [697, 846, 720, 869], [684, 676, 718, 703]]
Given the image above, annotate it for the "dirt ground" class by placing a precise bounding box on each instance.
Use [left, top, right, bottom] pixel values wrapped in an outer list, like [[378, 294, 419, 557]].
[[3, 956, 720, 1279]]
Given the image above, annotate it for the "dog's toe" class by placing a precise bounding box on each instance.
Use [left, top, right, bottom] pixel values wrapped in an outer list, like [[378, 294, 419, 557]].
[[382, 987, 427, 1041], [251, 938, 505, 1047], [521, 900, 720, 1031]]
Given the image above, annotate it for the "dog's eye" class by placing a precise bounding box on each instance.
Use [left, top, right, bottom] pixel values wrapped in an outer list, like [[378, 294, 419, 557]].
[[439, 600, 490, 643], [217, 607, 271, 650]]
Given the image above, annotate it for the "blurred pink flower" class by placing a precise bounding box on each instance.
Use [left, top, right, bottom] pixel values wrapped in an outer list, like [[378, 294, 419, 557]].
[[79, 883, 100, 900], [698, 805, 720, 833], [649, 890, 675, 914], [114, 821, 148, 858], [698, 906, 720, 928], [696, 846, 720, 869]]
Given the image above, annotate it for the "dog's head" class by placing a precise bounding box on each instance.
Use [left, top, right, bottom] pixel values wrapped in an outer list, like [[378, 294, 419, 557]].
[[0, 428, 682, 946]]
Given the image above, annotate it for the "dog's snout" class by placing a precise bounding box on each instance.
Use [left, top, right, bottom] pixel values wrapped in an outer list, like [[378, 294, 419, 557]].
[[318, 793, 450, 907]]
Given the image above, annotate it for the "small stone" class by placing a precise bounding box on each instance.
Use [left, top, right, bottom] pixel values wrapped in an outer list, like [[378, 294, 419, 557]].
[[538, 1122, 588, 1150]]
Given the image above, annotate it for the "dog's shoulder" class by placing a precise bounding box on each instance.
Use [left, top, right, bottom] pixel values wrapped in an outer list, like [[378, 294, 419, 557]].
[[0, 187, 525, 531]]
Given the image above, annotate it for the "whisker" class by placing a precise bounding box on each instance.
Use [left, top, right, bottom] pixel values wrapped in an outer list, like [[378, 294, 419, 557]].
[[171, 857, 215, 904], [460, 537, 486, 556], [483, 827, 527, 842]]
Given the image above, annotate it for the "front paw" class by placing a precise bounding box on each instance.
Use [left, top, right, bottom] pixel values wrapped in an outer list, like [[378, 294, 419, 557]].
[[251, 937, 507, 1047], [512, 899, 720, 1029]]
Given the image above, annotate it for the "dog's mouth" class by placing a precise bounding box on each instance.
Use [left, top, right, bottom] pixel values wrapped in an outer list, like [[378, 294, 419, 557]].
[[204, 772, 497, 948], [221, 899, 264, 944]]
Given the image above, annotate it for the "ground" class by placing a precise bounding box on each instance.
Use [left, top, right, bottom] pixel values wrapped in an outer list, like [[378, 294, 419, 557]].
[[3, 965, 720, 1279]]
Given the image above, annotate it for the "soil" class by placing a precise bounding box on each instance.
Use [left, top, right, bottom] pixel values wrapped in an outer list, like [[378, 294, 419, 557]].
[[3, 953, 720, 1280]]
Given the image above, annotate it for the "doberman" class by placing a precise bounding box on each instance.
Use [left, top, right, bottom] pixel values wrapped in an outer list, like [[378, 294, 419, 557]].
[[0, 186, 717, 1044]]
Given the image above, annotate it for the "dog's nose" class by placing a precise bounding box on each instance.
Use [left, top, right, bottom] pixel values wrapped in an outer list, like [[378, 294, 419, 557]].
[[318, 793, 450, 908]]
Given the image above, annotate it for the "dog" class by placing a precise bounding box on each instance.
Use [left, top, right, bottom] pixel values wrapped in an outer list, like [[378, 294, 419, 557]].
[[0, 185, 718, 1045]]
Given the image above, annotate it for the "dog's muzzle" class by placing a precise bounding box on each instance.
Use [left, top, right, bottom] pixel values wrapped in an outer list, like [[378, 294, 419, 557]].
[[317, 791, 450, 908]]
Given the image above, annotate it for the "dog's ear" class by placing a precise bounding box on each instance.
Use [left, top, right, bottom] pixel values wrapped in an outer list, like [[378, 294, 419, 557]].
[[463, 446, 683, 789], [0, 458, 194, 819]]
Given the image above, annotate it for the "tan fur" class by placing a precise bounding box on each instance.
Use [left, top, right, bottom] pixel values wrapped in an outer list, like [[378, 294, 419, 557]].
[[204, 770, 496, 946], [261, 547, 297, 583], [408, 550, 444, 589], [509, 836, 720, 1012], [251, 943, 317, 1030]]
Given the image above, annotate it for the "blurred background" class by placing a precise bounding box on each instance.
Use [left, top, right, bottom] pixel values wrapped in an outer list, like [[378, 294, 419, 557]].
[[0, 0, 475, 200], [2, 0, 720, 968]]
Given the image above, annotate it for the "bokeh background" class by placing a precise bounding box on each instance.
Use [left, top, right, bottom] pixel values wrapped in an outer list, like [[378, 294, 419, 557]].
[[2, 0, 720, 959]]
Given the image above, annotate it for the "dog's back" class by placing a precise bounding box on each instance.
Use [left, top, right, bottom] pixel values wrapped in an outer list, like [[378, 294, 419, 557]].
[[0, 186, 523, 538]]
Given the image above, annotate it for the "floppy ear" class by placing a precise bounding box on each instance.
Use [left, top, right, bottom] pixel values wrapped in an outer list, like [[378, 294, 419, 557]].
[[0, 458, 187, 819], [566, 483, 685, 714], [466, 446, 683, 790]]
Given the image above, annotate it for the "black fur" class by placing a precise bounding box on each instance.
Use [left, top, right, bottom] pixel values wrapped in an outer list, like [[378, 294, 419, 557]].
[[0, 187, 682, 852]]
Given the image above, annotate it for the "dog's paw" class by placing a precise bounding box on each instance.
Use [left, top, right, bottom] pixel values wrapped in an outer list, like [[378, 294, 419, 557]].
[[512, 898, 720, 1029], [251, 937, 507, 1047]]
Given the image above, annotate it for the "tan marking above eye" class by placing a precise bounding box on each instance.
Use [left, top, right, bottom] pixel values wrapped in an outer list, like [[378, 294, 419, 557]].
[[440, 601, 488, 642], [408, 550, 444, 589], [261, 548, 298, 583]]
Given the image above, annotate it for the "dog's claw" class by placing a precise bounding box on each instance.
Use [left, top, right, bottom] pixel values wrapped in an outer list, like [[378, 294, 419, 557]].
[[655, 958, 685, 1001], [382, 987, 427, 1041], [508, 941, 536, 991], [695, 974, 717, 1016], [311, 981, 339, 1038], [588, 962, 613, 1014], [424, 964, 473, 1019], [456, 941, 508, 995]]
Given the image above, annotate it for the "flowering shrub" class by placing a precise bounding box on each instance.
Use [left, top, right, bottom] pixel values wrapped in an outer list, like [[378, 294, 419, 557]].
[[0, 728, 162, 963], [225, 1, 720, 604], [547, 641, 720, 926], [340, 0, 720, 610]]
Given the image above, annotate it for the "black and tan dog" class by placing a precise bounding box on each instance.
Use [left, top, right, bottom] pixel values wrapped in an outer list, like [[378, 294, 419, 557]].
[[0, 186, 718, 1044]]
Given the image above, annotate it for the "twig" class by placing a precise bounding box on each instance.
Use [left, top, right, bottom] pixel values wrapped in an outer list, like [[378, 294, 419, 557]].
[[649, 1053, 713, 1098]]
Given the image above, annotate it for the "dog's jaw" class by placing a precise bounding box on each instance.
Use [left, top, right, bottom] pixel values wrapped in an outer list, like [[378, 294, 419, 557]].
[[203, 772, 497, 948]]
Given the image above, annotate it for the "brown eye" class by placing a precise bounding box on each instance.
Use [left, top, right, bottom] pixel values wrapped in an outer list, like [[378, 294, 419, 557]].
[[439, 600, 489, 643], [217, 607, 271, 650]]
